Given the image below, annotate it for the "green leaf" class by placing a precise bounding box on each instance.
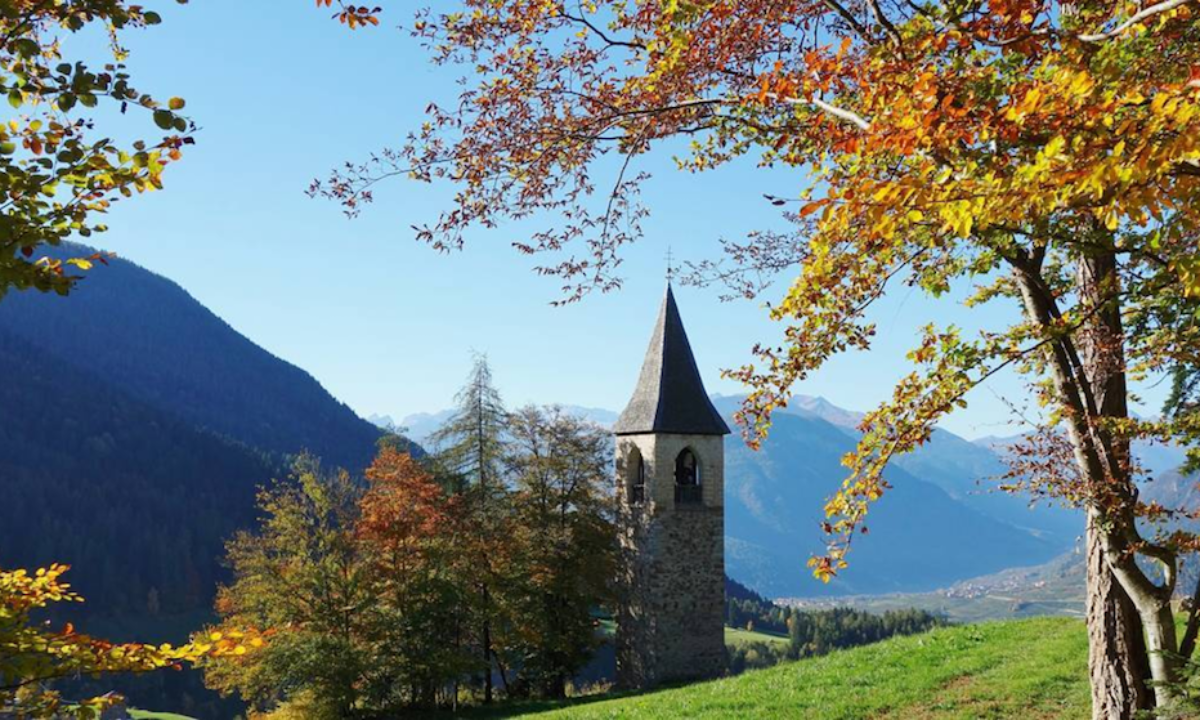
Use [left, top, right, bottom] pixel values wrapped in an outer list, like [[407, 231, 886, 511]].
[[12, 38, 39, 58], [153, 110, 174, 130], [8, 90, 23, 109]]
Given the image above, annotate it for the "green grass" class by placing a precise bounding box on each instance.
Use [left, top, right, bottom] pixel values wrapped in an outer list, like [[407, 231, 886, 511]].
[[463, 617, 1091, 719], [724, 626, 790, 647], [129, 711, 197, 720]]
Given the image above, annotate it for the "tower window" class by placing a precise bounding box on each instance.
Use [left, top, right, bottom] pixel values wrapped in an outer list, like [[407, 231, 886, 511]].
[[632, 455, 646, 504], [674, 449, 702, 504]]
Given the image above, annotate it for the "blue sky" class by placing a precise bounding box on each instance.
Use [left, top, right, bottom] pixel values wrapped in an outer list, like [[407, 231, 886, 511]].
[[65, 1, 1167, 440]]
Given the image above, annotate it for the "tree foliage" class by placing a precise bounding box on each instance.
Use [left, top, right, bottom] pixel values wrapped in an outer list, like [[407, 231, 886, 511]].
[[201, 456, 377, 718], [0, 564, 258, 719], [1, 1, 194, 297], [356, 447, 477, 709], [207, 399, 617, 714], [427, 353, 512, 703], [504, 406, 616, 698]]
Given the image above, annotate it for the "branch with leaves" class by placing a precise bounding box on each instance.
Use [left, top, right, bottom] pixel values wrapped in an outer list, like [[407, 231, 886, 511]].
[[0, 564, 262, 719], [0, 0, 196, 297]]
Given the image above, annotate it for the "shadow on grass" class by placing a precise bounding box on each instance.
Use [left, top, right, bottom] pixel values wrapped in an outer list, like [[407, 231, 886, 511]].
[[408, 681, 703, 719]]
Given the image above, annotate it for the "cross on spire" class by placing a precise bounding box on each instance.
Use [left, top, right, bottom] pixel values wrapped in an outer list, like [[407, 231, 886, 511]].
[[666, 246, 674, 283]]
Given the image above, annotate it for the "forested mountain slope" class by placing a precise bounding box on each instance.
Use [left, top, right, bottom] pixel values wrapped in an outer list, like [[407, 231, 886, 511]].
[[0, 248, 410, 717], [0, 244, 383, 470], [0, 247, 395, 618], [0, 329, 270, 619]]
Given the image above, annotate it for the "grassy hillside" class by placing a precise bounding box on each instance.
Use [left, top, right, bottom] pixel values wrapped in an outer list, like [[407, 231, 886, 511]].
[[470, 618, 1090, 719]]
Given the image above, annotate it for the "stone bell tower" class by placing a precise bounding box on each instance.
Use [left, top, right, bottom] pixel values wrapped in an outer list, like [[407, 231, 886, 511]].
[[613, 283, 729, 689]]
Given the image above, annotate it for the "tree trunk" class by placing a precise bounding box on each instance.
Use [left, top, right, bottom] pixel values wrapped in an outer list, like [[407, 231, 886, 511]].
[[1077, 250, 1154, 719], [483, 585, 493, 703], [1086, 509, 1151, 718], [1012, 247, 1156, 718]]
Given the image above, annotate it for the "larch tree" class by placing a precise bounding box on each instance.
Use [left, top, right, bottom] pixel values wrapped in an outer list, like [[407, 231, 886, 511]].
[[310, 0, 1200, 716], [428, 354, 512, 703]]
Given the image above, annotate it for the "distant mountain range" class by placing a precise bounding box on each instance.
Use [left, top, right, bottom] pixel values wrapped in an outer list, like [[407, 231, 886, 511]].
[[388, 388, 1193, 599], [383, 393, 1108, 598], [711, 397, 1072, 597]]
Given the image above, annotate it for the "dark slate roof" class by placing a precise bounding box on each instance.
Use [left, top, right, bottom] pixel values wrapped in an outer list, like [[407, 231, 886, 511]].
[[613, 285, 731, 436]]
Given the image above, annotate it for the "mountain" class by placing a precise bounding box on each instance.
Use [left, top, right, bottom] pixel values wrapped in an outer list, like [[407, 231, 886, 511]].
[[759, 395, 1082, 545], [890, 428, 1080, 543], [715, 402, 1065, 598], [0, 244, 385, 471], [977, 431, 1190, 481], [0, 246, 410, 717], [401, 394, 1075, 599], [0, 246, 398, 616], [393, 408, 457, 444], [770, 393, 866, 430], [0, 328, 272, 619]]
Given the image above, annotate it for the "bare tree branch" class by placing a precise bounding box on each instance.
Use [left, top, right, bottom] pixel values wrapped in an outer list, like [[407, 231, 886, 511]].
[[822, 0, 875, 42], [808, 96, 873, 130], [868, 0, 905, 47]]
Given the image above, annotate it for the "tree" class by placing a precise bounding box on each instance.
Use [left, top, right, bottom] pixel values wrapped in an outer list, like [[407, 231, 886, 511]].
[[0, 564, 255, 718], [1, 0, 194, 297], [312, 1, 1200, 716], [429, 354, 511, 703], [356, 447, 477, 709], [504, 406, 616, 698], [202, 456, 372, 719]]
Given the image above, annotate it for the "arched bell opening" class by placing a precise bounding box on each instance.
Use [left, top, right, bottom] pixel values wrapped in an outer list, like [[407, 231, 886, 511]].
[[627, 447, 646, 505], [674, 448, 702, 505]]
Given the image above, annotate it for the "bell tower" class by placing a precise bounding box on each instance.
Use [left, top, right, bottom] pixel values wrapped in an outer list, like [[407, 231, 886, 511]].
[[613, 284, 729, 689]]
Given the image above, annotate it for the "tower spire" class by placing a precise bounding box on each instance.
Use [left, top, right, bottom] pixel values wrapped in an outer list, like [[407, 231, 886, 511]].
[[613, 285, 730, 436]]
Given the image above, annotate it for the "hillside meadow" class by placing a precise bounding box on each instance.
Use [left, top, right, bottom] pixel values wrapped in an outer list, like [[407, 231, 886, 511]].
[[458, 618, 1090, 719]]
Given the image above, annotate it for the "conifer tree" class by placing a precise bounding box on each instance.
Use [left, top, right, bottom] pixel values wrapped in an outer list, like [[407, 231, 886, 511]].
[[429, 355, 511, 703]]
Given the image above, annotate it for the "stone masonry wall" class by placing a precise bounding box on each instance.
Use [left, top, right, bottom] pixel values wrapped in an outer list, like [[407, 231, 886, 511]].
[[615, 433, 726, 688]]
